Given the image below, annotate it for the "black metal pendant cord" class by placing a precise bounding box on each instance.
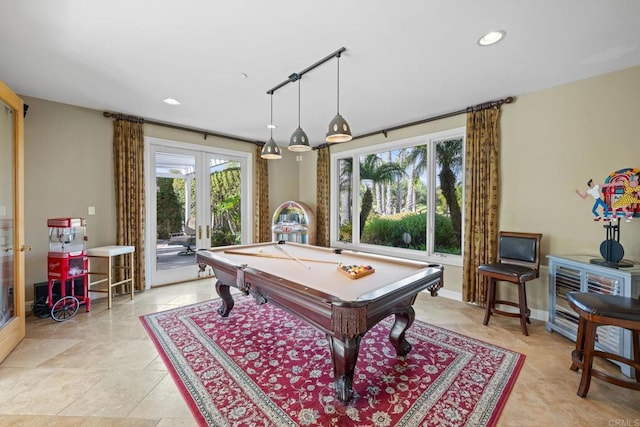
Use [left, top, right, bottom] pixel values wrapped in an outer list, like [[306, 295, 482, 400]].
[[297, 79, 302, 127], [269, 94, 274, 139], [335, 55, 341, 114]]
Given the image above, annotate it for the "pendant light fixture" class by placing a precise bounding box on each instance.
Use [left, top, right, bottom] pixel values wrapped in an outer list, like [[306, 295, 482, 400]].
[[261, 93, 282, 159], [262, 47, 350, 159], [326, 52, 352, 143], [288, 76, 311, 152]]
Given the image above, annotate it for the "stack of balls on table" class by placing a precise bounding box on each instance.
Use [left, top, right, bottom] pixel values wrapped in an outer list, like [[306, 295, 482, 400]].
[[338, 264, 375, 279]]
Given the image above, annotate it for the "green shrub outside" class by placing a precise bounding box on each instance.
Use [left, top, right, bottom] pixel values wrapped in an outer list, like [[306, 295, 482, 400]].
[[156, 178, 184, 240], [360, 212, 460, 255], [210, 230, 240, 247]]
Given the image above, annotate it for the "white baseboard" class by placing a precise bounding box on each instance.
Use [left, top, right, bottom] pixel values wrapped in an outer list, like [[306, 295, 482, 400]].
[[27, 287, 548, 322], [423, 288, 548, 322]]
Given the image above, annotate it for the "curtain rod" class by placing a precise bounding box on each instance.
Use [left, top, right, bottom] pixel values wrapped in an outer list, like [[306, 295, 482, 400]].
[[351, 96, 514, 141], [103, 111, 260, 145]]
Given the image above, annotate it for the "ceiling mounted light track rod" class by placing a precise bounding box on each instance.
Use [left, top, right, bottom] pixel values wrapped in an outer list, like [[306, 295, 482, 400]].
[[266, 47, 346, 95]]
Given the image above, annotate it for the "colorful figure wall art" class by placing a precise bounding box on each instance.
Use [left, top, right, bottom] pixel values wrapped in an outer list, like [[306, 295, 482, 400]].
[[576, 167, 640, 222], [575, 179, 610, 221], [607, 168, 640, 221]]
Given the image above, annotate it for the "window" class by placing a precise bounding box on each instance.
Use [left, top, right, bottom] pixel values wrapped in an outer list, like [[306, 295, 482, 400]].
[[331, 127, 464, 264]]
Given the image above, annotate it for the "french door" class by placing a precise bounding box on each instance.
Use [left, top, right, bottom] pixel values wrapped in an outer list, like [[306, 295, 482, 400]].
[[145, 137, 252, 287], [0, 80, 25, 363]]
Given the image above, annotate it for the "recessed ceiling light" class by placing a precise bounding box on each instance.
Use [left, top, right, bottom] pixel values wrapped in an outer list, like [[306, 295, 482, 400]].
[[163, 98, 181, 105], [266, 124, 277, 129], [478, 30, 506, 46], [239, 72, 248, 79]]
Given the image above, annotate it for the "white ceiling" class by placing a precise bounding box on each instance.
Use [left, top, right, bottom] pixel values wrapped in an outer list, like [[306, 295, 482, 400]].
[[1, 1, 639, 147]]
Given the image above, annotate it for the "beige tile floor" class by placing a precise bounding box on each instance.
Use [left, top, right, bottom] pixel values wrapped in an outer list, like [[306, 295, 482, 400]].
[[1, 279, 639, 426]]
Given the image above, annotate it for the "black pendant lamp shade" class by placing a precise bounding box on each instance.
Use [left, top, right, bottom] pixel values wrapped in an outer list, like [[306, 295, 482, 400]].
[[326, 113, 351, 143], [261, 136, 282, 159]]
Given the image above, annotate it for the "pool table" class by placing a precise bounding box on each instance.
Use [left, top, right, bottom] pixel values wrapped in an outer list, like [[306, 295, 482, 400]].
[[196, 242, 443, 404]]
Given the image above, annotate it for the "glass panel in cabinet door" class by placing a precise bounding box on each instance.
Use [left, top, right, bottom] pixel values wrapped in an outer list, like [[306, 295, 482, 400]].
[[586, 272, 621, 295], [0, 100, 14, 330], [555, 265, 581, 312]]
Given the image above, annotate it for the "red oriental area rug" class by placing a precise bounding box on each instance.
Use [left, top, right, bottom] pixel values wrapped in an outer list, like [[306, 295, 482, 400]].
[[140, 296, 524, 426]]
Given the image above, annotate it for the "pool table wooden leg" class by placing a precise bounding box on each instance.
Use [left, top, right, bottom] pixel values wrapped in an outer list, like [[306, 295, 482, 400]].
[[328, 335, 362, 404], [215, 282, 234, 317], [389, 306, 415, 356]]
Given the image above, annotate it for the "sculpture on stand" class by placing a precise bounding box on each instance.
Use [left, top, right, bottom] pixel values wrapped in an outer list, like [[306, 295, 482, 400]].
[[576, 167, 639, 268], [591, 219, 632, 268]]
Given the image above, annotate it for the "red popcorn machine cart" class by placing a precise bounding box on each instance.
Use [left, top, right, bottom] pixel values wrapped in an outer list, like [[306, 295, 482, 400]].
[[33, 218, 90, 321]]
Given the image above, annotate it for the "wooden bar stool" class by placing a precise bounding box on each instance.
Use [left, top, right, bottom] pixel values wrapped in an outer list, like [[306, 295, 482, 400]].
[[567, 291, 640, 397], [87, 245, 135, 309], [477, 231, 542, 336]]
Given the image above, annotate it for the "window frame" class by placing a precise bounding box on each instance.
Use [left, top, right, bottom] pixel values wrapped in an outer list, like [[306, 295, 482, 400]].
[[329, 127, 465, 267]]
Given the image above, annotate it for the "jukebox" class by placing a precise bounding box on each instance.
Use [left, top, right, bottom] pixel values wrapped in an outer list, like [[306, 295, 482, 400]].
[[271, 201, 316, 245]]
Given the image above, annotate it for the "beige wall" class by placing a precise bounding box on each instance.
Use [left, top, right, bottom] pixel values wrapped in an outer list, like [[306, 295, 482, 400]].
[[500, 65, 640, 260], [267, 148, 300, 217], [20, 65, 640, 315], [23, 99, 115, 300]]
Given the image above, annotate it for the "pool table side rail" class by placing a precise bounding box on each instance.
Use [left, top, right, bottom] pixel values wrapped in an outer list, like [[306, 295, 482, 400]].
[[203, 242, 433, 269], [347, 268, 442, 303]]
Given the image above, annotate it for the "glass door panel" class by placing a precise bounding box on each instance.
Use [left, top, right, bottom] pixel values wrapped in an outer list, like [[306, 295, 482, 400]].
[[0, 99, 15, 330], [0, 80, 25, 364], [151, 147, 201, 285], [208, 155, 242, 247]]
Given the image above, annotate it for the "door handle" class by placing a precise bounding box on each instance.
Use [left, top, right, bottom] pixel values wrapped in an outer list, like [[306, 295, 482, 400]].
[[198, 225, 202, 239], [206, 225, 210, 239]]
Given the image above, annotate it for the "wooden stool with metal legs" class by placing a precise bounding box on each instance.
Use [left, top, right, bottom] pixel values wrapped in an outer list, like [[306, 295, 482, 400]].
[[477, 231, 542, 336], [567, 291, 640, 397]]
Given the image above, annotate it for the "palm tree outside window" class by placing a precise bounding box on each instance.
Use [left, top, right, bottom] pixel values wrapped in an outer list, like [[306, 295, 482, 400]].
[[332, 128, 464, 261]]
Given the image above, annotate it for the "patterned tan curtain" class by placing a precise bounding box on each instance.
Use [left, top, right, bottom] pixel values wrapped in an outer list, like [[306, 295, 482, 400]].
[[462, 107, 501, 305], [255, 145, 271, 242], [316, 145, 330, 247], [113, 119, 145, 290]]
